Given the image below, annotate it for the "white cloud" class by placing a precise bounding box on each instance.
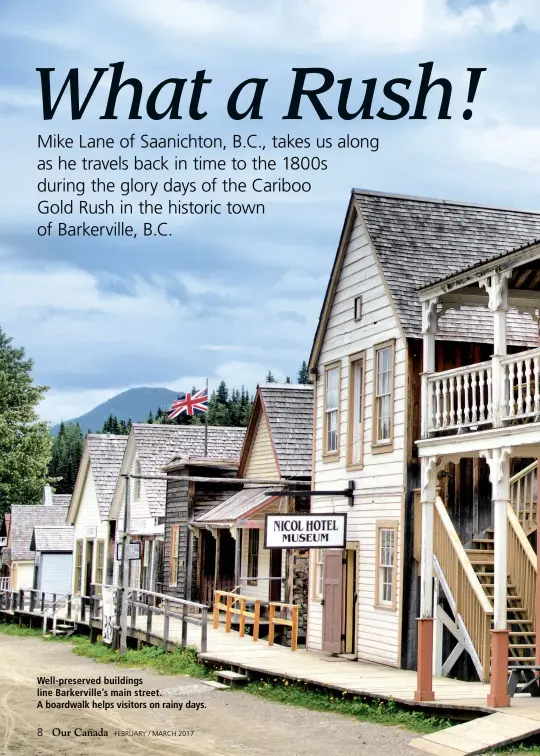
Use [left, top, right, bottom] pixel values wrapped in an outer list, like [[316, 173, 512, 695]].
[[458, 122, 540, 173]]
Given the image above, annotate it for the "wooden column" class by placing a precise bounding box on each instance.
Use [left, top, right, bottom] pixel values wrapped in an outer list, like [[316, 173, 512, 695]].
[[537, 455, 540, 667], [482, 448, 511, 708], [480, 271, 509, 427], [420, 298, 437, 438], [415, 455, 438, 702]]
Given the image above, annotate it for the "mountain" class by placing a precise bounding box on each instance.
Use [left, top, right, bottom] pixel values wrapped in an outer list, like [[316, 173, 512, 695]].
[[50, 387, 180, 436]]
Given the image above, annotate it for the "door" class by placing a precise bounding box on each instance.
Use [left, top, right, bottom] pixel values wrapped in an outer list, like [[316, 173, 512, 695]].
[[269, 549, 282, 602], [322, 550, 344, 654]]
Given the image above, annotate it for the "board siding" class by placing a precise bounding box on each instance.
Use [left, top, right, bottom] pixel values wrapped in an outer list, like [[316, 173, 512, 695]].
[[39, 553, 73, 596], [244, 412, 278, 480], [71, 465, 109, 594], [308, 214, 405, 667]]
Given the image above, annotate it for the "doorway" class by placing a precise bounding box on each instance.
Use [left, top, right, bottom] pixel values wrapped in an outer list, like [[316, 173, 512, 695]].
[[322, 546, 358, 655], [269, 549, 282, 602], [343, 547, 358, 656], [85, 539, 94, 597]]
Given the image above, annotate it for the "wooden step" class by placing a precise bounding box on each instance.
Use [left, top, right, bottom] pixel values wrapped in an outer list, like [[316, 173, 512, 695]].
[[215, 670, 249, 688], [509, 643, 536, 649], [509, 619, 533, 626]]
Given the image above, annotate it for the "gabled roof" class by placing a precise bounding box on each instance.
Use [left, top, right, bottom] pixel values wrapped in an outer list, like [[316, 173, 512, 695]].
[[10, 504, 69, 561], [256, 383, 313, 478], [196, 488, 279, 524], [31, 525, 73, 553], [112, 424, 246, 519], [310, 190, 540, 365], [87, 434, 128, 519]]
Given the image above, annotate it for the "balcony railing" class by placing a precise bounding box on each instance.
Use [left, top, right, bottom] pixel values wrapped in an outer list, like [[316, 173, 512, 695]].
[[423, 346, 540, 438]]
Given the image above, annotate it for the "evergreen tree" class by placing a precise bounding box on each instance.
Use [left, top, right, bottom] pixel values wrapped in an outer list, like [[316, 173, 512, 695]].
[[265, 370, 277, 383], [49, 422, 84, 494], [147, 411, 153, 424], [285, 376, 291, 383], [0, 327, 52, 513], [297, 360, 311, 384]]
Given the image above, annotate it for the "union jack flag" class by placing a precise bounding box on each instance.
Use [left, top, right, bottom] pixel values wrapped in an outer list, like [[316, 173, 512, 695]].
[[168, 387, 209, 419]]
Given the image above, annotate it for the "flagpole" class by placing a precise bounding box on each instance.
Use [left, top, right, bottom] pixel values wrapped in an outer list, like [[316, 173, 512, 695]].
[[204, 377, 209, 457]]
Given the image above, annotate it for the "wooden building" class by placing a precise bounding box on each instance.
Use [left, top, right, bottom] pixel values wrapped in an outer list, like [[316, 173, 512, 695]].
[[30, 525, 74, 596], [308, 189, 540, 692], [67, 434, 127, 596], [111, 425, 245, 595], [191, 384, 313, 641]]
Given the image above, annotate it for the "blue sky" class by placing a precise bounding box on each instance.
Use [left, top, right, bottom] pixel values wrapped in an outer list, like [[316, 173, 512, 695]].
[[1, 0, 540, 423]]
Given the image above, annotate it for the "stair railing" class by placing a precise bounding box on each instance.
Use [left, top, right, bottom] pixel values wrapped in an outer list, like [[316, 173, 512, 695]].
[[42, 593, 82, 636], [433, 496, 493, 681], [510, 461, 538, 536], [507, 503, 537, 632]]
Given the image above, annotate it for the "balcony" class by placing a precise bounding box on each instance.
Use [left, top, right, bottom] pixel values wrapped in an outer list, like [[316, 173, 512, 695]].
[[423, 346, 540, 439]]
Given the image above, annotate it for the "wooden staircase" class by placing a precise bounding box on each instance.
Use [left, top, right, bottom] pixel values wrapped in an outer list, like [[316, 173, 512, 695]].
[[466, 530, 536, 668]]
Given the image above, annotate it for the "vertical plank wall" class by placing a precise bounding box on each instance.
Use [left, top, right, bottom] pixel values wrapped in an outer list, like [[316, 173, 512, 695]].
[[309, 213, 406, 667]]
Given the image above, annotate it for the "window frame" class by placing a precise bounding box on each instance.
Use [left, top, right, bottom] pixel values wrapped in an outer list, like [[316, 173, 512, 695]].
[[169, 525, 180, 586], [322, 361, 341, 459], [353, 295, 363, 322], [95, 539, 105, 594], [74, 539, 83, 593], [247, 529, 260, 586], [312, 548, 325, 601], [347, 351, 366, 470], [371, 340, 396, 453], [374, 520, 398, 611]]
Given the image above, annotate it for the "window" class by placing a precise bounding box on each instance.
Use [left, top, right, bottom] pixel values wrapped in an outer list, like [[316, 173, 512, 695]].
[[169, 525, 180, 586], [375, 522, 397, 609], [95, 540, 105, 593], [247, 529, 259, 586], [74, 540, 83, 593], [347, 354, 365, 468], [373, 341, 395, 449], [324, 363, 340, 455], [354, 295, 363, 321], [313, 549, 324, 600], [134, 459, 141, 500]]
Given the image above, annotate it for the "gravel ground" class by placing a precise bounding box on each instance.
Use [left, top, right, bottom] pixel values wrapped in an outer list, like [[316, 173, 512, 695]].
[[0, 634, 419, 755]]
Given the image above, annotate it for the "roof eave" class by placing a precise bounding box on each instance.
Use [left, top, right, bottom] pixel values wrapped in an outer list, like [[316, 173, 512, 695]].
[[419, 240, 540, 301]]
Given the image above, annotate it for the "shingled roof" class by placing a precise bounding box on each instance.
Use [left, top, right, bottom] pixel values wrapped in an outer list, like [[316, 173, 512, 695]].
[[87, 434, 128, 519], [131, 425, 246, 517], [10, 504, 69, 561], [258, 384, 313, 478], [31, 526, 74, 552], [353, 190, 540, 341], [52, 494, 72, 507]]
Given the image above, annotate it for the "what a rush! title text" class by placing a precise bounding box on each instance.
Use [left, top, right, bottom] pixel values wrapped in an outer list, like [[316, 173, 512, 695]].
[[37, 62, 486, 122]]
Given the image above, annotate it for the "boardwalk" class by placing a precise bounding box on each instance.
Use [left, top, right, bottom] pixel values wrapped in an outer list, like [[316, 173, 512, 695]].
[[4, 601, 540, 755]]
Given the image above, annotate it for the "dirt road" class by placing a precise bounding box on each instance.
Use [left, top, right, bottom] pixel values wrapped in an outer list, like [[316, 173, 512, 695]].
[[0, 634, 418, 755]]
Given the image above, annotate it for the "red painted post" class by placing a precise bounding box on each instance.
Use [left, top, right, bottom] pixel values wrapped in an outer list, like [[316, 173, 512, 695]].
[[414, 618, 435, 702], [487, 630, 510, 708]]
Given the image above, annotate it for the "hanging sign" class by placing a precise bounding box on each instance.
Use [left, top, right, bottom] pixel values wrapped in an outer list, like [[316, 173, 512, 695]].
[[265, 513, 347, 549], [115, 542, 142, 561]]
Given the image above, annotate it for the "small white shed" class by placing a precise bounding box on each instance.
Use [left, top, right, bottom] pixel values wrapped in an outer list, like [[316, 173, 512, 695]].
[[31, 526, 74, 597]]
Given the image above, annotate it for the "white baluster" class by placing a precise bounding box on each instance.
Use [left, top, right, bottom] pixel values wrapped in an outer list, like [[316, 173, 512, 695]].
[[517, 360, 524, 415], [449, 375, 456, 426], [464, 371, 470, 425], [478, 369, 485, 422], [487, 368, 492, 422], [442, 376, 448, 427], [533, 357, 540, 412], [506, 363, 514, 418], [525, 357, 532, 415], [436, 379, 442, 428], [456, 373, 463, 425]]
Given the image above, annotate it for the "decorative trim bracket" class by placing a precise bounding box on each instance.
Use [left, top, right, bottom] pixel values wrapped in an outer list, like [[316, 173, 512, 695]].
[[478, 270, 512, 312], [480, 447, 512, 499], [422, 298, 438, 333], [421, 455, 441, 497]]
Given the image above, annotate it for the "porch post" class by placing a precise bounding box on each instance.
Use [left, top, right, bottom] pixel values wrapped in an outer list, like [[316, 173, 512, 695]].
[[421, 299, 437, 438], [482, 448, 511, 708], [480, 272, 509, 427], [415, 455, 438, 702]]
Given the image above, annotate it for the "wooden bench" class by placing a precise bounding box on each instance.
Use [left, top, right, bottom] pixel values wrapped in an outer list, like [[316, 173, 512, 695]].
[[508, 665, 540, 697]]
